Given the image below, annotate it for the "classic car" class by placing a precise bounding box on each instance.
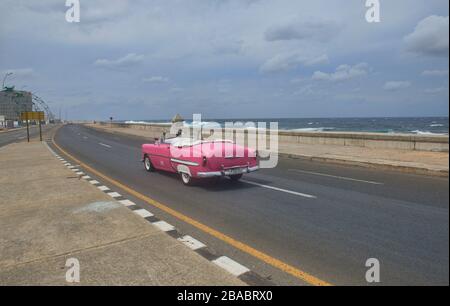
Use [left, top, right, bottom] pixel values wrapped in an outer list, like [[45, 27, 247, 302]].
[[142, 137, 259, 185]]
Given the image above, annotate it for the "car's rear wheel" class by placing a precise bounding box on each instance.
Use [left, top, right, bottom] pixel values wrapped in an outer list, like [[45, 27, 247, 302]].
[[229, 174, 243, 181], [180, 172, 193, 185], [144, 156, 154, 172]]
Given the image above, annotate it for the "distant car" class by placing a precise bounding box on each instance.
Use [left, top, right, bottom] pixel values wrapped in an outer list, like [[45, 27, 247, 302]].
[[142, 137, 258, 185]]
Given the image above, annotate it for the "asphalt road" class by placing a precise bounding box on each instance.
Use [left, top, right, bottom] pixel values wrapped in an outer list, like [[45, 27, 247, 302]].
[[0, 125, 53, 148], [53, 124, 449, 285]]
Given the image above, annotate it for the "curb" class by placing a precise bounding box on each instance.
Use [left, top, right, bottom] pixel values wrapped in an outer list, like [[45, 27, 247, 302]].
[[43, 140, 273, 286]]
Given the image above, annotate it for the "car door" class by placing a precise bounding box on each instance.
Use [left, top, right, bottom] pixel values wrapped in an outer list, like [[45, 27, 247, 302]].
[[151, 142, 173, 171]]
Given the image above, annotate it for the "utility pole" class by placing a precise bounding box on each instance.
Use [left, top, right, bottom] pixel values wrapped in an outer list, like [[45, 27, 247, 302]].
[[25, 112, 30, 142]]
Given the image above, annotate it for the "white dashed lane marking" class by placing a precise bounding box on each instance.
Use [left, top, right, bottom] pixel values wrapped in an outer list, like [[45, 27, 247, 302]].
[[89, 180, 100, 185], [288, 169, 384, 185], [99, 142, 112, 148], [241, 179, 317, 199]]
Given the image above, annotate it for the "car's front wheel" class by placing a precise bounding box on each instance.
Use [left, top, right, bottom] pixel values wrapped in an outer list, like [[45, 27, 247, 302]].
[[180, 172, 194, 185], [144, 156, 154, 172]]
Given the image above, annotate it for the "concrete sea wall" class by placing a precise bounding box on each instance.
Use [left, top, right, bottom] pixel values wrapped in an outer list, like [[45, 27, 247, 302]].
[[96, 122, 449, 152]]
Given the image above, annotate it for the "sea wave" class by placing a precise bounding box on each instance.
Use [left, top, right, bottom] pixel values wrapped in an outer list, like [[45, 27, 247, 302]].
[[125, 120, 171, 125], [411, 130, 448, 136], [289, 127, 336, 132]]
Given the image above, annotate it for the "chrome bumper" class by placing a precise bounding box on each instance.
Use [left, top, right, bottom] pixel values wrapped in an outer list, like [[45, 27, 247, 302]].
[[197, 166, 259, 178]]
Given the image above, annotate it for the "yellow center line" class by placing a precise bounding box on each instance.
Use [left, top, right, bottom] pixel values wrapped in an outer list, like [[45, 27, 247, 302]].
[[52, 130, 332, 286]]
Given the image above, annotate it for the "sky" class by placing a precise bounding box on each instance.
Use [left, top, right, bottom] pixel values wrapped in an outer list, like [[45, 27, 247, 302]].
[[0, 0, 448, 120]]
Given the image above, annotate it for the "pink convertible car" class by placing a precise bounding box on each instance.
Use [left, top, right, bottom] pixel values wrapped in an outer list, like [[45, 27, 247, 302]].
[[142, 137, 259, 185]]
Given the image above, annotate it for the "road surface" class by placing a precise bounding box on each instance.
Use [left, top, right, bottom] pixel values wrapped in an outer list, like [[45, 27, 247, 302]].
[[0, 125, 53, 148], [52, 124, 449, 286]]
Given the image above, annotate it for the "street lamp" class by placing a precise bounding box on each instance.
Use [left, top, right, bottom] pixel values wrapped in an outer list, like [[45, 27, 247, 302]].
[[2, 72, 13, 89]]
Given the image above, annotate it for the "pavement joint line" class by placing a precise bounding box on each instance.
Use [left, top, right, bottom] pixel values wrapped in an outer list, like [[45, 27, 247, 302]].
[[51, 129, 331, 286]]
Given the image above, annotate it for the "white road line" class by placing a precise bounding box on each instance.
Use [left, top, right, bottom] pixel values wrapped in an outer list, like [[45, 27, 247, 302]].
[[288, 169, 384, 185], [152, 221, 175, 232], [99, 142, 112, 148], [97, 185, 110, 191], [89, 180, 100, 185], [134, 209, 154, 218], [81, 175, 91, 180], [178, 235, 206, 250], [119, 199, 136, 207], [76, 172, 84, 175], [107, 192, 121, 198], [212, 256, 250, 276], [241, 179, 316, 199], [71, 168, 79, 172]]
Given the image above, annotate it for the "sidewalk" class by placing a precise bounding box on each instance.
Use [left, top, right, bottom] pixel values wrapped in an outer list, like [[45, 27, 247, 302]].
[[278, 143, 449, 177], [0, 141, 244, 285], [86, 124, 449, 177]]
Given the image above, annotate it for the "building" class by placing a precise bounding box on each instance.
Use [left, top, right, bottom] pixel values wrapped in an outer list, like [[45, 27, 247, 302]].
[[0, 87, 33, 126]]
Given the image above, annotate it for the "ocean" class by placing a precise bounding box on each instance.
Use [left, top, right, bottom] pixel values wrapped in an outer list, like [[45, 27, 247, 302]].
[[123, 117, 449, 135]]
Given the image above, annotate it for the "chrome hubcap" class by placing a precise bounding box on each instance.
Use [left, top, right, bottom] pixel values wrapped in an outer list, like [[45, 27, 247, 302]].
[[182, 173, 190, 183], [145, 158, 150, 170]]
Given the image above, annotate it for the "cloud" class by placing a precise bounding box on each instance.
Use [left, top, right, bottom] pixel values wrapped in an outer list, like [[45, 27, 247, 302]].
[[404, 15, 449, 57], [422, 70, 449, 77], [170, 87, 184, 93], [424, 87, 448, 94], [383, 81, 411, 91], [265, 19, 340, 42], [312, 63, 369, 82], [142, 76, 169, 83], [94, 53, 144, 69], [260, 52, 328, 73]]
